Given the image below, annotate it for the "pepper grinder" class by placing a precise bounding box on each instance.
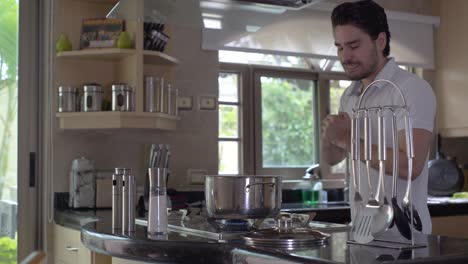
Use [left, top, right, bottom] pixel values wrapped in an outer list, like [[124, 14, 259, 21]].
[[112, 168, 126, 230], [122, 172, 136, 233]]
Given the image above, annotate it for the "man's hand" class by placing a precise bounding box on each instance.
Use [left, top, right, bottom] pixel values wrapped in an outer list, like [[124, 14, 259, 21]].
[[321, 112, 351, 152]]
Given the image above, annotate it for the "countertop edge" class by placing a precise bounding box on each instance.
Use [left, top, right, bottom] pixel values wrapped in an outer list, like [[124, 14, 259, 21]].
[[80, 221, 233, 263]]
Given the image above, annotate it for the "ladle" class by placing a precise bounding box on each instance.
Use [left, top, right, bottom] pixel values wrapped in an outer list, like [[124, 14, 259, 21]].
[[402, 114, 423, 232], [390, 111, 412, 240], [371, 108, 394, 237]]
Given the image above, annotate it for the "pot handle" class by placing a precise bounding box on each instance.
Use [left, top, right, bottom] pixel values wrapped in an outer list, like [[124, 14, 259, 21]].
[[245, 182, 275, 192]]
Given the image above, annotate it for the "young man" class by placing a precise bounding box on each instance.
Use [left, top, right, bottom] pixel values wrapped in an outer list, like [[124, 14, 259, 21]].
[[322, 0, 436, 234]]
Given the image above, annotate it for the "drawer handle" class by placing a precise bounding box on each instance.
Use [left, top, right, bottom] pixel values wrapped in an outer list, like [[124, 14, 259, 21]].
[[66, 246, 79, 252]]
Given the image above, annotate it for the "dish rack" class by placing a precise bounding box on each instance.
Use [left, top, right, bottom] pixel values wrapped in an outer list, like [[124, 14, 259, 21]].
[[347, 79, 426, 249]]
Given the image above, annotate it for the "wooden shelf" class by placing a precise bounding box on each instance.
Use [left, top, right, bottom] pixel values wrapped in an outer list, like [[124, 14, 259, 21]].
[[143, 50, 179, 65], [56, 112, 180, 130], [56, 48, 136, 61]]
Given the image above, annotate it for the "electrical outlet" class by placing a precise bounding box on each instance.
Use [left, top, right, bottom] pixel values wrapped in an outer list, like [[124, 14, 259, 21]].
[[199, 96, 217, 110], [178, 96, 192, 110], [187, 169, 207, 185]]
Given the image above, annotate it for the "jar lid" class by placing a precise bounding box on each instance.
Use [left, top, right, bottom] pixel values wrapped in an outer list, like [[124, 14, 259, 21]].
[[112, 84, 133, 92], [83, 84, 103, 92], [58, 86, 77, 93]]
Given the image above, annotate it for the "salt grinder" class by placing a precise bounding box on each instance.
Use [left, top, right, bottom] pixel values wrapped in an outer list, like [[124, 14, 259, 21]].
[[148, 168, 168, 234]]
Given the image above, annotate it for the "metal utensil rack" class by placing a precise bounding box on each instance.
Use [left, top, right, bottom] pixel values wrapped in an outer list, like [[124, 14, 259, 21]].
[[347, 79, 426, 250]]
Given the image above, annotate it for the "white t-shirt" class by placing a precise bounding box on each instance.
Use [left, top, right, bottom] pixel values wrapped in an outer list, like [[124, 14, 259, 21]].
[[339, 58, 436, 234]]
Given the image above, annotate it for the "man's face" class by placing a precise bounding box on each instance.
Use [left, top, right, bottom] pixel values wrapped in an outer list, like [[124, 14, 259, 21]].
[[333, 24, 383, 80]]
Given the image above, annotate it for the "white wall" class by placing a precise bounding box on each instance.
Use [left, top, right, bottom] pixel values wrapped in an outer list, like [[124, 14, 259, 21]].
[[52, 0, 219, 193]]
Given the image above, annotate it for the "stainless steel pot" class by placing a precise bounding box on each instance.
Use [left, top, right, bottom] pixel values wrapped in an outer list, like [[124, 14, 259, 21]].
[[205, 175, 282, 219]]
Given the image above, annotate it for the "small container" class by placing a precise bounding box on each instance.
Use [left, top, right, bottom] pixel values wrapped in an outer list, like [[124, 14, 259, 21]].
[[122, 173, 136, 233], [145, 76, 162, 112], [147, 168, 167, 234], [112, 84, 134, 111], [83, 84, 103, 112], [168, 86, 178, 116], [58, 86, 77, 112]]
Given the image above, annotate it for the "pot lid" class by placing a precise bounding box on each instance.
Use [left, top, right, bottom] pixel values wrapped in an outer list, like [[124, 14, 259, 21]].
[[428, 159, 464, 196], [242, 228, 330, 250]]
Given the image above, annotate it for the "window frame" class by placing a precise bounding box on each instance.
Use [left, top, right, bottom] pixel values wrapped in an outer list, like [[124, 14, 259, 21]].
[[218, 70, 242, 175], [218, 64, 253, 175]]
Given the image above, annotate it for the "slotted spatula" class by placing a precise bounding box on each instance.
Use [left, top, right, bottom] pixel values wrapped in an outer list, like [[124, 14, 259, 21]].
[[353, 110, 377, 244]]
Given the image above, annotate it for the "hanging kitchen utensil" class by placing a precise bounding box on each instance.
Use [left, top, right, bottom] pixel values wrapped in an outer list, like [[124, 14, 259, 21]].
[[371, 108, 394, 237], [353, 110, 378, 244], [401, 115, 423, 232], [389, 111, 411, 240], [350, 112, 364, 222], [428, 134, 464, 196]]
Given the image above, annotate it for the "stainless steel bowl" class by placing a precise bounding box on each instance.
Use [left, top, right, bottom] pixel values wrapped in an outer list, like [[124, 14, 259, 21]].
[[205, 175, 282, 219]]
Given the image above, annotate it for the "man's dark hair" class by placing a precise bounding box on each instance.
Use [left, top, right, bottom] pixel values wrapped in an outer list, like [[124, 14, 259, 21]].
[[331, 0, 391, 57]]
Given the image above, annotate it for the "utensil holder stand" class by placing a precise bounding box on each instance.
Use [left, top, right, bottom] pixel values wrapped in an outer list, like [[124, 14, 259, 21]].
[[350, 79, 426, 248]]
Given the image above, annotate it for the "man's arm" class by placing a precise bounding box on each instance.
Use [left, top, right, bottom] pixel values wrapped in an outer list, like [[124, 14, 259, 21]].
[[395, 128, 432, 180], [356, 128, 432, 181]]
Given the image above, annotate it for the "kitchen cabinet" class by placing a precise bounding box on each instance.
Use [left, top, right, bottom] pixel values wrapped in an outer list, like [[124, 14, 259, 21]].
[[53, 0, 180, 130], [112, 258, 151, 264], [435, 0, 468, 137], [432, 215, 468, 239], [54, 224, 111, 264]]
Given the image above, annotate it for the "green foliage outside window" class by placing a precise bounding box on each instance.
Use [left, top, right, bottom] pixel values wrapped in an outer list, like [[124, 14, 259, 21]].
[[219, 105, 238, 138], [0, 0, 19, 260], [0, 0, 18, 201], [261, 78, 316, 167], [0, 237, 17, 263]]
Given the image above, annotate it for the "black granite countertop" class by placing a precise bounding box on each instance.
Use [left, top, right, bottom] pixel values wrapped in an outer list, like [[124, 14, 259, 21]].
[[56, 208, 468, 264], [282, 200, 468, 224]]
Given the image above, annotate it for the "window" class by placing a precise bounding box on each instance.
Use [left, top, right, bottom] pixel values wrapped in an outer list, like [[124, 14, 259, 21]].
[[329, 80, 350, 115], [218, 72, 241, 174], [218, 51, 349, 179], [254, 70, 319, 178], [328, 79, 350, 175]]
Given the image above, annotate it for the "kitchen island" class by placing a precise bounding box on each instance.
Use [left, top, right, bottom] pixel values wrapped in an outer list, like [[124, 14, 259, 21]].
[[56, 208, 468, 264]]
